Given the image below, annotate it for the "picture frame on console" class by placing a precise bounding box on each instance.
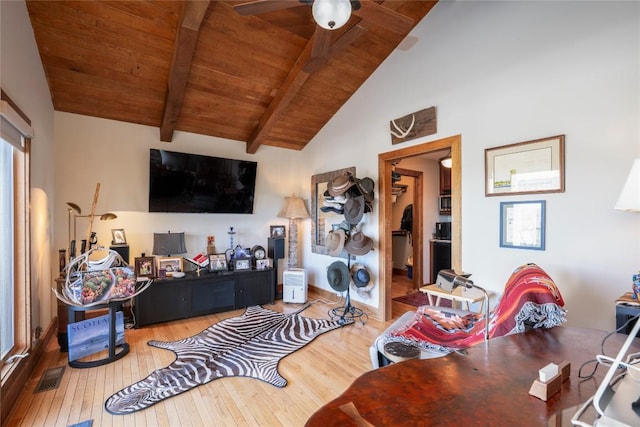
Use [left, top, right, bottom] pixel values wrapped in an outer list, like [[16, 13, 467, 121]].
[[157, 256, 183, 277], [270, 225, 286, 239], [134, 256, 156, 278], [209, 254, 228, 272]]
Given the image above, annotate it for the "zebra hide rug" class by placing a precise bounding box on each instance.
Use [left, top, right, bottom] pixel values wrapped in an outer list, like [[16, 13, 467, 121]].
[[105, 305, 352, 415]]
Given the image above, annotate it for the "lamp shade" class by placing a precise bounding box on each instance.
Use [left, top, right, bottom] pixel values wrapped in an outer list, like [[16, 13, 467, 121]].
[[614, 158, 640, 212], [277, 195, 310, 219], [153, 232, 187, 256], [66, 202, 81, 214], [99, 212, 117, 220], [312, 0, 351, 30]]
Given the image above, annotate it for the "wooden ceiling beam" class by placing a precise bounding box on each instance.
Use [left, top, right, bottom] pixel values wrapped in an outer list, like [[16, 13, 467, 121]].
[[246, 22, 367, 154], [159, 1, 210, 142], [354, 0, 414, 35]]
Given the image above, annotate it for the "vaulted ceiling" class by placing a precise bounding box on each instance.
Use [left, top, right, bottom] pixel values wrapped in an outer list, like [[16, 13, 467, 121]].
[[26, 1, 437, 153]]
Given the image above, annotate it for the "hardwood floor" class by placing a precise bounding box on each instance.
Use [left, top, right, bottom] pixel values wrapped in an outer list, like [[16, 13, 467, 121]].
[[4, 290, 417, 427], [391, 272, 422, 318]]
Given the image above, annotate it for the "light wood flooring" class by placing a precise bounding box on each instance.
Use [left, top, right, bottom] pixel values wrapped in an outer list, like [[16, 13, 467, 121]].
[[5, 286, 417, 427]]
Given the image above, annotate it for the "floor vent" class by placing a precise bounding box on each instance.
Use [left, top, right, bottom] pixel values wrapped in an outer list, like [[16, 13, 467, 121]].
[[34, 366, 65, 393]]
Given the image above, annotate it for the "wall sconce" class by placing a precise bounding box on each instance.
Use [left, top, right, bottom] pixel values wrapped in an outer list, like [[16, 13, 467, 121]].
[[312, 0, 352, 30], [277, 194, 310, 269], [66, 202, 81, 257]]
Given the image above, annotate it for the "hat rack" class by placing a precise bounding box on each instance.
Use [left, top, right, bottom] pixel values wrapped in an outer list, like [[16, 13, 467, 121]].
[[330, 253, 367, 326], [325, 171, 374, 326]]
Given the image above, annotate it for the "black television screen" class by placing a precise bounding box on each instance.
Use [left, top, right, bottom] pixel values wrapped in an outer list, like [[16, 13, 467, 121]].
[[149, 149, 257, 213]]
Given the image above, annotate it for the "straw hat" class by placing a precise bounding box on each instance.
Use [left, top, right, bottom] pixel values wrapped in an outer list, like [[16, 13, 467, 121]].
[[325, 229, 345, 257], [327, 173, 355, 196]]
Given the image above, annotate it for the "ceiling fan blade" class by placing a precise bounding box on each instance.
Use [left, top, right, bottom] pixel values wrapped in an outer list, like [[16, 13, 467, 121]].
[[304, 26, 332, 73], [352, 0, 414, 35], [310, 26, 331, 59], [233, 0, 304, 16]]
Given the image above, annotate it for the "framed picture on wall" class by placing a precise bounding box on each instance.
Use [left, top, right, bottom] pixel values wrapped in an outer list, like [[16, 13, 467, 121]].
[[485, 135, 565, 196], [499, 200, 546, 250]]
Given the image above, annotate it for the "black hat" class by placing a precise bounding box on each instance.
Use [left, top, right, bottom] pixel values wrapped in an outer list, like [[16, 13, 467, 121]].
[[327, 261, 350, 292], [355, 177, 375, 203], [344, 196, 365, 225]]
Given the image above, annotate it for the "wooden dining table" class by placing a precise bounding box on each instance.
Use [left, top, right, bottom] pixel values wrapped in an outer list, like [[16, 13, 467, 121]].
[[306, 327, 640, 426]]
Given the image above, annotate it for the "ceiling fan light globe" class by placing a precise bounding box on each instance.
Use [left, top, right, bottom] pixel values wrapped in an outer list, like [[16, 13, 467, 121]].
[[312, 0, 351, 30]]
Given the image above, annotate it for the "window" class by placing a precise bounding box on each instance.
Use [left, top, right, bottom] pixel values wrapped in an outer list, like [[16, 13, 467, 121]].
[[0, 139, 15, 358], [0, 92, 31, 382]]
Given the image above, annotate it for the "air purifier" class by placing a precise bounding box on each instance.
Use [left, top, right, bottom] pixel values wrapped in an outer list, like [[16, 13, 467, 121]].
[[283, 268, 307, 303]]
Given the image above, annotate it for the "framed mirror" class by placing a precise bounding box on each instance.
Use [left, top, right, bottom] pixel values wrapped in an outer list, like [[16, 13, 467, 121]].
[[310, 166, 355, 256]]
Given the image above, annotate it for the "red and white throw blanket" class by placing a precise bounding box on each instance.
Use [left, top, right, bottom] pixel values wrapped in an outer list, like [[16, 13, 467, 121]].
[[384, 263, 566, 353]]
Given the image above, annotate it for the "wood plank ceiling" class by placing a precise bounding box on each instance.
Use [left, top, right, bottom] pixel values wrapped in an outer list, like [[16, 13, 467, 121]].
[[26, 1, 438, 154]]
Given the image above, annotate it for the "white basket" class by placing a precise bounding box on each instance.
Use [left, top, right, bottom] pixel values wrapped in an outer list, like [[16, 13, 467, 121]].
[[53, 246, 152, 307]]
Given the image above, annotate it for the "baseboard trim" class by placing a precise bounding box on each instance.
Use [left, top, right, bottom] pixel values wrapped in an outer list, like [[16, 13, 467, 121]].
[[1, 317, 56, 424], [308, 284, 380, 321]]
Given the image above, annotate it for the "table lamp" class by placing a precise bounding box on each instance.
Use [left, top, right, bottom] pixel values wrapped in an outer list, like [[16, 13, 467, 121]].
[[614, 158, 640, 212], [277, 194, 310, 269], [152, 231, 187, 256], [437, 269, 490, 342], [70, 211, 117, 256]]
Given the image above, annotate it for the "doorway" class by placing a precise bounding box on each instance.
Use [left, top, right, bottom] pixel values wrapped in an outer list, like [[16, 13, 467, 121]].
[[378, 135, 462, 321], [390, 167, 423, 296]]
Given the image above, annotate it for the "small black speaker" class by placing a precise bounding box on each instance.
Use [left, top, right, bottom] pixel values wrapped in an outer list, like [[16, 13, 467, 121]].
[[268, 238, 285, 260], [110, 245, 130, 264]]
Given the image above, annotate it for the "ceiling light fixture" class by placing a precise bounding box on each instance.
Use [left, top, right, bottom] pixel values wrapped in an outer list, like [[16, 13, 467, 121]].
[[439, 150, 452, 168], [312, 0, 352, 30]]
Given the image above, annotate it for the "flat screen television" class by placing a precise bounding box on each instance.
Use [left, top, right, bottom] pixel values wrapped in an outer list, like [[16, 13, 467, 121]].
[[149, 149, 257, 213]]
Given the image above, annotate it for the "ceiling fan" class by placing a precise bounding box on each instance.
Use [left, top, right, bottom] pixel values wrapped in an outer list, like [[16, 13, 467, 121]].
[[233, 0, 413, 34]]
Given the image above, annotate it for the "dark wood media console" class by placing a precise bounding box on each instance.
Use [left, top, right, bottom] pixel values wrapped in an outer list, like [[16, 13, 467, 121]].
[[133, 268, 275, 328]]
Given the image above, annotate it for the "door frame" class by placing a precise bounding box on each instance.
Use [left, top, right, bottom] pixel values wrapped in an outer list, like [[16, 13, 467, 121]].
[[378, 134, 462, 321]]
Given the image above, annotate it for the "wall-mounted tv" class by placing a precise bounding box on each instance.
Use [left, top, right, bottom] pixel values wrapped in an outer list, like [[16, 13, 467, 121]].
[[149, 149, 257, 214]]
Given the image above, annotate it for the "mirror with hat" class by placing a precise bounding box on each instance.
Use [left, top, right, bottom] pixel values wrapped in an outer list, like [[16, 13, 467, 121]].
[[311, 167, 355, 257], [311, 167, 376, 257]]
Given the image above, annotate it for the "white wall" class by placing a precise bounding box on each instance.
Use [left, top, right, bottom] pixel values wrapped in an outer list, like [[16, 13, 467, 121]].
[[301, 0, 639, 330], [1, 1, 56, 335], [53, 113, 308, 285]]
